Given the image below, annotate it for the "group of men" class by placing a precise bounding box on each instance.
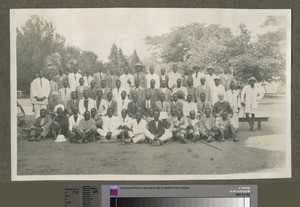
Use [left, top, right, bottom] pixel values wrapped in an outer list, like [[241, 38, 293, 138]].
[[28, 62, 264, 144]]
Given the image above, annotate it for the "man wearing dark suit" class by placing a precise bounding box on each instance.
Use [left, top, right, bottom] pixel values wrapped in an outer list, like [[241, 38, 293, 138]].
[[170, 93, 183, 112], [88, 80, 99, 100], [29, 109, 52, 141], [67, 91, 79, 115], [148, 110, 173, 145], [127, 93, 143, 118], [142, 91, 155, 117], [106, 92, 118, 116], [197, 93, 211, 117], [106, 69, 119, 89], [76, 78, 90, 100], [154, 93, 171, 115]]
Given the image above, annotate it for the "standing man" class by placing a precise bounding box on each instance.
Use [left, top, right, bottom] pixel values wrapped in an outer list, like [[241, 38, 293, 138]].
[[106, 69, 119, 89], [172, 78, 188, 99], [196, 76, 211, 103], [185, 77, 197, 102], [78, 90, 96, 115], [241, 77, 264, 131], [192, 66, 204, 87], [54, 67, 68, 89], [129, 78, 144, 102], [159, 67, 169, 88], [159, 80, 172, 102], [48, 73, 58, 97], [225, 81, 240, 131], [68, 63, 82, 92], [112, 80, 125, 102], [146, 65, 160, 89], [30, 70, 50, 118], [133, 63, 147, 89], [120, 66, 134, 94], [117, 91, 130, 117], [88, 80, 98, 100], [219, 68, 234, 91], [168, 64, 182, 89], [205, 66, 216, 88], [127, 93, 143, 118], [93, 64, 107, 88], [183, 94, 198, 117], [76, 78, 90, 100], [83, 69, 93, 87], [211, 76, 225, 106], [58, 80, 71, 107], [99, 79, 111, 101], [146, 79, 160, 103]]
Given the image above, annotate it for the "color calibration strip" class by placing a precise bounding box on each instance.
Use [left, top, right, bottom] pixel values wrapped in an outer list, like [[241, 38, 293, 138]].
[[110, 197, 250, 207]]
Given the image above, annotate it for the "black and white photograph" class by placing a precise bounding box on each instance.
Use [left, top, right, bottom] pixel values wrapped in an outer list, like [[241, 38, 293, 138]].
[[10, 8, 291, 180]]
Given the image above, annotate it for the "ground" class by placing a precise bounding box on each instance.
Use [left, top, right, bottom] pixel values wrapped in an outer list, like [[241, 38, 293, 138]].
[[16, 94, 287, 175]]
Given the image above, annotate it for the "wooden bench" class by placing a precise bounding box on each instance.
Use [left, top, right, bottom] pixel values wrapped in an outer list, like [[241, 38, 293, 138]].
[[239, 117, 269, 130]]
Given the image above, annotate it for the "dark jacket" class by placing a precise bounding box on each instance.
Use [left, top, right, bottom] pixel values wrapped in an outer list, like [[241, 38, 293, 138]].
[[148, 120, 166, 137]]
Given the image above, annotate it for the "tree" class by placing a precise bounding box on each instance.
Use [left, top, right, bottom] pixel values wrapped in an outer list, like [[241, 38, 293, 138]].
[[129, 50, 140, 69], [17, 15, 66, 90], [108, 43, 119, 70], [117, 48, 128, 68]]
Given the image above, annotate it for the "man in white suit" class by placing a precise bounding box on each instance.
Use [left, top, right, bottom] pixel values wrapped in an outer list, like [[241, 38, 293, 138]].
[[30, 70, 50, 118], [241, 77, 264, 131], [68, 107, 84, 137], [78, 90, 95, 115], [97, 108, 121, 141], [225, 81, 241, 131], [68, 63, 82, 92]]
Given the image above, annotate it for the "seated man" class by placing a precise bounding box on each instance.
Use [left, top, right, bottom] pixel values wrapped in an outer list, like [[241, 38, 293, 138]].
[[68, 107, 84, 141], [154, 93, 171, 115], [172, 78, 188, 99], [146, 79, 160, 103], [67, 91, 79, 116], [212, 92, 233, 118], [91, 108, 103, 129], [52, 107, 69, 140], [196, 108, 218, 142], [145, 108, 154, 123], [71, 111, 97, 143], [148, 110, 173, 145], [129, 112, 156, 144], [197, 92, 211, 118], [142, 91, 155, 117], [127, 93, 143, 118], [78, 90, 95, 115], [215, 110, 237, 142], [29, 109, 52, 141], [159, 80, 172, 102], [117, 90, 130, 117], [170, 110, 189, 144], [95, 90, 108, 116], [117, 109, 134, 141], [185, 110, 200, 141], [47, 91, 65, 117], [170, 93, 183, 112], [97, 108, 121, 142]]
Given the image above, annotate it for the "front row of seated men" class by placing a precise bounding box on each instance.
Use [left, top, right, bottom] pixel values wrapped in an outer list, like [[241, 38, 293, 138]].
[[29, 102, 237, 144]]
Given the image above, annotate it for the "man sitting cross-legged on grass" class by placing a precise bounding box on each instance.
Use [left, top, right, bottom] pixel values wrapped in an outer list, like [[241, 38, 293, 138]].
[[196, 107, 218, 143], [185, 110, 201, 142], [71, 111, 97, 143], [148, 110, 173, 146], [97, 108, 121, 143], [52, 107, 69, 140], [170, 110, 189, 144], [117, 109, 134, 142], [215, 110, 237, 142], [29, 109, 52, 141], [68, 107, 84, 141]]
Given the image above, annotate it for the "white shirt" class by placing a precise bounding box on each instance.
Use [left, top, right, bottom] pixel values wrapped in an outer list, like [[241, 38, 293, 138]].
[[168, 72, 182, 88], [30, 77, 50, 104], [183, 101, 198, 116], [192, 72, 205, 87], [102, 115, 118, 132], [68, 114, 84, 131], [205, 74, 216, 88], [58, 87, 71, 105], [117, 98, 130, 117], [78, 98, 96, 115], [83, 75, 93, 87], [241, 84, 264, 110], [146, 73, 160, 89], [112, 87, 126, 102], [225, 89, 240, 112], [95, 98, 108, 116], [211, 84, 226, 105], [120, 74, 134, 93], [132, 119, 148, 135], [172, 86, 188, 98], [68, 72, 82, 92], [118, 116, 133, 128]]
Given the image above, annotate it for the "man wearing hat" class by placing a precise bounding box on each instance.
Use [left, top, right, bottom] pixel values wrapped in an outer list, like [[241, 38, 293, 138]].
[[192, 66, 204, 87], [133, 63, 147, 89], [211, 75, 225, 106], [205, 66, 216, 88], [241, 77, 264, 131]]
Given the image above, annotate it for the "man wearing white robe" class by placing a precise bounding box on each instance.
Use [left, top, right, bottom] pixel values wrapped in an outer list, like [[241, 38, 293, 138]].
[[225, 82, 241, 130], [146, 65, 160, 89], [68, 64, 82, 92], [211, 76, 225, 106]]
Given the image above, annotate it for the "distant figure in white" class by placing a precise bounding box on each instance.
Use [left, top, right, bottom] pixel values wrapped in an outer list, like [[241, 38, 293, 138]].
[[241, 77, 264, 131]]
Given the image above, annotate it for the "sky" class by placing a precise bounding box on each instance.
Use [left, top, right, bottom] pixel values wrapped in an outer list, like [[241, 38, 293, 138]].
[[11, 8, 290, 62]]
